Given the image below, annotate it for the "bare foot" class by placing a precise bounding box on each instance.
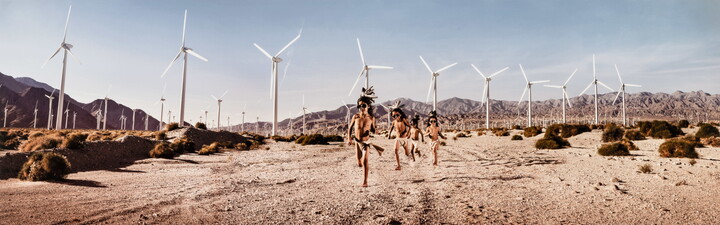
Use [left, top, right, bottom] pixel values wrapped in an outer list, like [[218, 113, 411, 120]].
[[362, 183, 368, 187], [433, 163, 438, 166], [395, 166, 401, 171]]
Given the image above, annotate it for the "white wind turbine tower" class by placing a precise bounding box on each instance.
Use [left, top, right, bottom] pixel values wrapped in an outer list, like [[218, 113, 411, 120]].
[[3, 101, 9, 128], [119, 109, 126, 130], [578, 54, 615, 125], [156, 84, 167, 131], [211, 90, 229, 130], [131, 109, 137, 130], [144, 114, 150, 130], [302, 95, 308, 134], [63, 102, 69, 129], [42, 6, 81, 130], [241, 105, 246, 133], [420, 56, 457, 111], [544, 68, 578, 124], [471, 64, 509, 129], [161, 10, 208, 127], [103, 86, 111, 130], [341, 100, 353, 126], [33, 101, 39, 128], [612, 64, 641, 127], [45, 89, 56, 129], [518, 64, 550, 127], [347, 38, 394, 96], [72, 111, 76, 129], [253, 29, 302, 136]]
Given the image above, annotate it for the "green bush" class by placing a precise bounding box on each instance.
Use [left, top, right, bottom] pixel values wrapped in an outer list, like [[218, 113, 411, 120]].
[[195, 122, 207, 130], [695, 124, 719, 138], [597, 142, 630, 156], [149, 142, 175, 159], [658, 139, 698, 158], [511, 135, 523, 141], [535, 134, 570, 149], [677, 120, 690, 128], [637, 120, 683, 139], [198, 142, 222, 155], [523, 126, 542, 137], [170, 138, 195, 153], [165, 122, 180, 131], [602, 124, 625, 142], [624, 129, 646, 140], [17, 152, 72, 181], [60, 133, 88, 149]]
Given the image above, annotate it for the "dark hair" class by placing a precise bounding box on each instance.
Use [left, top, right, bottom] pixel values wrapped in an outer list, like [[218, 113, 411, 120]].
[[426, 110, 438, 127], [357, 98, 373, 115], [411, 115, 420, 127], [391, 108, 407, 120]]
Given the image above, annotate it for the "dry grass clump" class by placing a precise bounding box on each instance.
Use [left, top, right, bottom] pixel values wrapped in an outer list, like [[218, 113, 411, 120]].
[[235, 142, 249, 150], [511, 135, 523, 141], [689, 159, 697, 166], [271, 135, 297, 142], [701, 137, 720, 147], [535, 134, 570, 149], [602, 124, 625, 142], [154, 131, 167, 140], [295, 134, 329, 145], [165, 122, 180, 131], [512, 125, 522, 130], [680, 135, 704, 148], [523, 126, 543, 137], [455, 132, 469, 138], [624, 129, 646, 140], [560, 124, 591, 138], [60, 133, 88, 149], [695, 124, 719, 138], [598, 142, 630, 156], [19, 134, 62, 152], [198, 142, 222, 155], [677, 120, 690, 128], [638, 163, 653, 173], [170, 138, 195, 153], [658, 139, 698, 158], [149, 142, 175, 159], [638, 120, 683, 139], [491, 128, 510, 136], [590, 124, 605, 130], [17, 152, 71, 181], [195, 122, 207, 130], [620, 139, 639, 150]]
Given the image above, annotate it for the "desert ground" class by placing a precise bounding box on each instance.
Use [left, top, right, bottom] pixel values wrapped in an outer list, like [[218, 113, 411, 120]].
[[1, 129, 719, 225]]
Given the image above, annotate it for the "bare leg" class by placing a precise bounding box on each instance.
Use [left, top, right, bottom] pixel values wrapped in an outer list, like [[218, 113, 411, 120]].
[[362, 147, 369, 187], [356, 143, 363, 167], [408, 142, 415, 161], [394, 139, 401, 170], [432, 142, 439, 166]]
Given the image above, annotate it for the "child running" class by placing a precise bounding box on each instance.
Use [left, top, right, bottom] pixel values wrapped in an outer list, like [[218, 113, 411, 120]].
[[347, 87, 382, 187], [409, 115, 425, 158], [387, 101, 413, 170], [425, 111, 447, 166]]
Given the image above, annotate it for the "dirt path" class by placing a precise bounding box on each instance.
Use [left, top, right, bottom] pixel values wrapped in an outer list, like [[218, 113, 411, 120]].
[[1, 133, 719, 224]]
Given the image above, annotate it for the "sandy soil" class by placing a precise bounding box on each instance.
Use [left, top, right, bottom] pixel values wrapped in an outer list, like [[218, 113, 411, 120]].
[[1, 130, 719, 224]]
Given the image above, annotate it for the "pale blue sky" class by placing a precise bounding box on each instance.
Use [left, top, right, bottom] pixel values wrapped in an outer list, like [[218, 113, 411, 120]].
[[1, 0, 718, 123]]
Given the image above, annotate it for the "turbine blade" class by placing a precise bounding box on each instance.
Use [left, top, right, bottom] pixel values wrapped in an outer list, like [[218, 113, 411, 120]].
[[480, 81, 487, 105], [530, 80, 550, 84], [367, 65, 393, 70], [597, 81, 614, 92], [253, 43, 273, 59], [275, 32, 302, 57], [41, 47, 63, 68], [487, 66, 510, 79], [564, 68, 578, 86], [66, 48, 82, 64], [160, 50, 183, 78], [341, 100, 350, 110], [219, 90, 229, 99], [564, 90, 573, 108], [470, 64, 486, 79], [51, 89, 56, 96], [347, 68, 366, 96], [625, 84, 642, 87], [185, 49, 208, 62], [614, 64, 623, 84], [356, 38, 365, 66], [182, 10, 187, 46], [419, 56, 433, 73], [435, 62, 457, 73], [426, 77, 434, 103], [544, 85, 563, 88], [612, 90, 622, 105], [211, 94, 218, 101], [518, 87, 527, 105], [579, 82, 593, 96], [63, 6, 72, 43], [518, 64, 528, 82]]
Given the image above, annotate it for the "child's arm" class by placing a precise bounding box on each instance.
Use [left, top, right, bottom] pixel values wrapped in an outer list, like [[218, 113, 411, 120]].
[[420, 128, 425, 142], [347, 115, 356, 144], [370, 117, 376, 134], [439, 128, 447, 139]]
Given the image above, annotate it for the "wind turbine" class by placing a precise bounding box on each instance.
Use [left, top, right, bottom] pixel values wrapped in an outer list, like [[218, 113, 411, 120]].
[[544, 68, 578, 124], [347, 38, 393, 96], [160, 10, 208, 127], [612, 64, 641, 127], [302, 95, 307, 134], [379, 104, 393, 129], [103, 86, 111, 130], [341, 100, 353, 126], [3, 101, 9, 128], [211, 90, 229, 130], [72, 111, 76, 129], [119, 109, 126, 130], [63, 102, 70, 129], [131, 109, 137, 130], [33, 100, 38, 128], [253, 29, 302, 136], [45, 89, 56, 129], [518, 64, 550, 127], [420, 56, 457, 111], [156, 84, 166, 131], [578, 54, 615, 125], [42, 6, 81, 130], [471, 64, 510, 129]]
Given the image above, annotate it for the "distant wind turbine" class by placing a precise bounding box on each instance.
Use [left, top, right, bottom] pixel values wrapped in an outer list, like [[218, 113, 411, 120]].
[[518, 64, 550, 127], [544, 68, 578, 123], [420, 56, 457, 111], [45, 89, 56, 129], [211, 90, 229, 130], [347, 38, 393, 96], [471, 64, 509, 129], [612, 64, 641, 126], [578, 54, 615, 125]]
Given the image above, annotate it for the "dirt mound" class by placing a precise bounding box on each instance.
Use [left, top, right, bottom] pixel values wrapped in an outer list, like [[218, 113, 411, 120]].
[[0, 135, 159, 179], [166, 127, 248, 151]]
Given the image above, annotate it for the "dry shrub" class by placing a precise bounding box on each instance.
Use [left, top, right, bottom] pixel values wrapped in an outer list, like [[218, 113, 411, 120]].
[[511, 135, 523, 141], [456, 132, 468, 138], [637, 120, 683, 139], [658, 139, 698, 158], [235, 142, 249, 150], [695, 124, 719, 138], [598, 142, 630, 156], [638, 163, 653, 173], [60, 133, 88, 149], [19, 135, 61, 152], [271, 135, 296, 142], [621, 139, 639, 150], [198, 142, 222, 155], [689, 159, 697, 166], [155, 131, 167, 140], [512, 125, 522, 130], [701, 137, 720, 147], [195, 122, 207, 130], [680, 135, 704, 148], [602, 124, 625, 142], [535, 134, 570, 150], [624, 129, 646, 140], [165, 122, 180, 131], [491, 128, 510, 136], [294, 134, 333, 146], [28, 131, 44, 139], [149, 142, 175, 159], [677, 120, 690, 128], [523, 126, 542, 137], [560, 124, 591, 138], [170, 138, 195, 153], [17, 152, 71, 181], [439, 141, 447, 146]]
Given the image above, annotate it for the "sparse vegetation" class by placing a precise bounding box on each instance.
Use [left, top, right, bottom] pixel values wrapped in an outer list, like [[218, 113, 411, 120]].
[[680, 135, 704, 148], [621, 139, 639, 150], [560, 124, 591, 138], [637, 120, 683, 139], [195, 122, 207, 130], [695, 124, 719, 138], [455, 132, 469, 138], [19, 134, 61, 152], [602, 124, 625, 142], [511, 135, 523, 141], [198, 142, 222, 155], [638, 163, 653, 173], [598, 142, 630, 156], [17, 152, 72, 181], [689, 158, 697, 166], [155, 131, 167, 140], [235, 142, 249, 150], [491, 128, 510, 136], [624, 129, 646, 140], [523, 126, 542, 137], [60, 133, 88, 149], [170, 138, 195, 153], [165, 122, 180, 131], [677, 120, 690, 128], [658, 139, 698, 158], [295, 134, 329, 145], [149, 142, 175, 159], [701, 137, 720, 147], [535, 134, 570, 150]]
